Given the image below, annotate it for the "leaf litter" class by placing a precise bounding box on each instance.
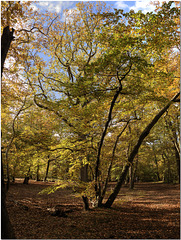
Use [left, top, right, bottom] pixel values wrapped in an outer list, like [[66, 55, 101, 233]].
[[6, 180, 180, 239]]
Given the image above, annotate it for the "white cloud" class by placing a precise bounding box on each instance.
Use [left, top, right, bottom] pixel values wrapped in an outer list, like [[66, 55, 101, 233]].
[[35, 1, 74, 14], [46, 2, 64, 13], [46, 3, 56, 12], [115, 1, 129, 10], [55, 5, 62, 13], [129, 1, 171, 13], [38, 2, 49, 7], [130, 1, 156, 13]]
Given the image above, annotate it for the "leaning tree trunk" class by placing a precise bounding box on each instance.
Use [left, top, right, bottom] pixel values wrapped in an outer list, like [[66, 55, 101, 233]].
[[1, 26, 16, 239], [104, 92, 180, 208]]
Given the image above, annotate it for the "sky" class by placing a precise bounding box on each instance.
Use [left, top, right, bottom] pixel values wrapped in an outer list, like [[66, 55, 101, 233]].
[[30, 1, 169, 15]]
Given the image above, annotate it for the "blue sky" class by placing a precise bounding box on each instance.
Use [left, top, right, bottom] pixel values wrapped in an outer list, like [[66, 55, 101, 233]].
[[30, 1, 167, 15]]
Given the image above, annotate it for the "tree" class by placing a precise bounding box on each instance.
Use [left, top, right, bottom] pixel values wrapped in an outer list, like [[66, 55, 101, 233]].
[[21, 1, 179, 209], [1, 1, 37, 183], [1, 2, 36, 237], [1, 25, 16, 240]]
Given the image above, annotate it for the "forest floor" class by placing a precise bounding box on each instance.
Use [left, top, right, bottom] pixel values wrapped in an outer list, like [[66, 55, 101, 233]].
[[6, 179, 180, 239]]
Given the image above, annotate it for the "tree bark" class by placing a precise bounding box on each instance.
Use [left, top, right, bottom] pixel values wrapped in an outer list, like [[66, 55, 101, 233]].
[[129, 164, 134, 189], [80, 164, 89, 182], [104, 92, 180, 208], [44, 157, 51, 182], [36, 164, 40, 181], [82, 196, 90, 211], [1, 26, 15, 76], [129, 155, 138, 189]]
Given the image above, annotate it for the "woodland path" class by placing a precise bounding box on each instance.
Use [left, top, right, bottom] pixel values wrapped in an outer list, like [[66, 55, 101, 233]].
[[6, 180, 180, 239]]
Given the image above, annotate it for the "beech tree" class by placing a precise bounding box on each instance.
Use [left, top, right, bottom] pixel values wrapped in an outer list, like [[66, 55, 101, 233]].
[[30, 2, 179, 209]]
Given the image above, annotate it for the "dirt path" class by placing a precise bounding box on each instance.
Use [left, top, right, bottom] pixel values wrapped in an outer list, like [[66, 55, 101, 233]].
[[6, 180, 180, 239]]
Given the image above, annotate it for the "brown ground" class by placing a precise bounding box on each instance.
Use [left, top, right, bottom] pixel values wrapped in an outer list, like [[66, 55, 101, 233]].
[[6, 180, 180, 239]]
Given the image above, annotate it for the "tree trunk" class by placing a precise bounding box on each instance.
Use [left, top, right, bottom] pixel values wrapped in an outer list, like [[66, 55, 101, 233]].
[[80, 164, 89, 182], [23, 176, 30, 185], [44, 155, 61, 182], [44, 158, 51, 182], [1, 159, 16, 239], [154, 155, 161, 181], [130, 154, 139, 189], [23, 167, 31, 184], [104, 92, 180, 208], [80, 155, 90, 209], [152, 146, 160, 181], [82, 196, 90, 211], [174, 144, 180, 183], [129, 164, 134, 189], [36, 164, 40, 181], [5, 135, 15, 191], [1, 26, 15, 76], [162, 153, 167, 182], [167, 155, 171, 184]]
